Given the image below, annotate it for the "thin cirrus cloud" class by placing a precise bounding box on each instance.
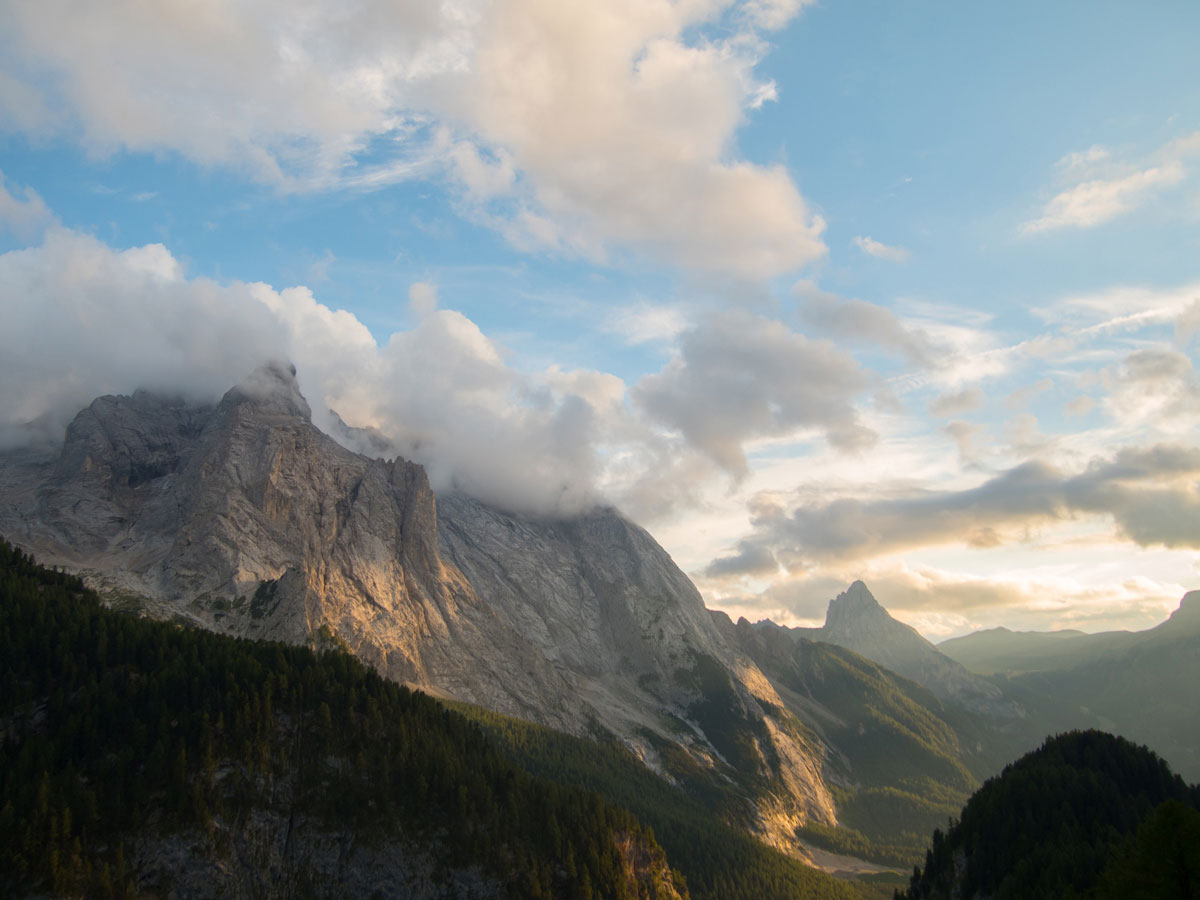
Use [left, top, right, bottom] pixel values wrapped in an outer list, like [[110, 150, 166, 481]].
[[0, 0, 826, 280]]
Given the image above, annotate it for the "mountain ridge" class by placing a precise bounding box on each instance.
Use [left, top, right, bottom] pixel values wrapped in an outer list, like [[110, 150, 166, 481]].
[[755, 581, 1019, 720]]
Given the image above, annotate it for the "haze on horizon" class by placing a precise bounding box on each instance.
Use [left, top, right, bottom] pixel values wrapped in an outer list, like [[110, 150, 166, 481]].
[[1, 0, 1198, 640]]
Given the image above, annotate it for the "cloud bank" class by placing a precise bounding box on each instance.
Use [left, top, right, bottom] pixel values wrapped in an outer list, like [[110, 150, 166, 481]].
[[0, 0, 825, 279]]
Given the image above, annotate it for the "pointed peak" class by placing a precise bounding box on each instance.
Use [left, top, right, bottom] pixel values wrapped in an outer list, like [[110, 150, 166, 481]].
[[221, 362, 311, 421], [824, 580, 888, 628], [835, 580, 882, 610]]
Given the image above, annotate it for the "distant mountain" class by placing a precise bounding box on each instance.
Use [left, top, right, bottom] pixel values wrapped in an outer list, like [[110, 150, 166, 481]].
[[940, 593, 1200, 781], [898, 730, 1200, 900], [936, 628, 1099, 676], [765, 581, 1019, 719], [0, 364, 834, 855]]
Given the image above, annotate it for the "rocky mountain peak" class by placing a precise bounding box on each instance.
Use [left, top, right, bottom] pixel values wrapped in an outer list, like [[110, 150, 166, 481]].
[[218, 361, 311, 421], [824, 580, 884, 628]]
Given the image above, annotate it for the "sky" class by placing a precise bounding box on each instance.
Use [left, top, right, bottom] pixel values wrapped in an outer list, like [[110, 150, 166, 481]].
[[1, 0, 1198, 639]]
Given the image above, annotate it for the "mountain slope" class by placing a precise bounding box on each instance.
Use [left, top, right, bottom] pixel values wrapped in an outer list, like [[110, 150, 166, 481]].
[[1001, 593, 1200, 781], [939, 625, 1127, 675], [898, 730, 1200, 900], [770, 582, 1018, 719], [716, 611, 1016, 864], [0, 365, 835, 852], [0, 538, 688, 900]]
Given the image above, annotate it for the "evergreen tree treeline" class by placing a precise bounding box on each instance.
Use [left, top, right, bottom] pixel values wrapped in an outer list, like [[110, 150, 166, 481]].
[[0, 538, 687, 899], [896, 729, 1200, 900]]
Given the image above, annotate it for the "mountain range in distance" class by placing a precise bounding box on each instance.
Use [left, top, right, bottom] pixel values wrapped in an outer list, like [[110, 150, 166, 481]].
[[1, 363, 1197, 892]]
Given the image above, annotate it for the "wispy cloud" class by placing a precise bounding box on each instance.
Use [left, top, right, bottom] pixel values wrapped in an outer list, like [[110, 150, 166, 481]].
[[853, 234, 909, 262], [1022, 162, 1184, 233], [1022, 130, 1200, 234]]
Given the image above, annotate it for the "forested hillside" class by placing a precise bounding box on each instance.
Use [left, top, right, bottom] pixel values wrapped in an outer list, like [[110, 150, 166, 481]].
[[455, 703, 869, 900], [0, 537, 889, 899], [0, 538, 686, 899], [897, 730, 1200, 900]]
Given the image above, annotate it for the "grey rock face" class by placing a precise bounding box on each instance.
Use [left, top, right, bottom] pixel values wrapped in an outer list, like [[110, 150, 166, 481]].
[[0, 365, 836, 845], [778, 581, 1020, 718]]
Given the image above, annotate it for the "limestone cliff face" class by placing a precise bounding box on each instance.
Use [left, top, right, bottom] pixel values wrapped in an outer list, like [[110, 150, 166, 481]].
[[0, 365, 836, 841]]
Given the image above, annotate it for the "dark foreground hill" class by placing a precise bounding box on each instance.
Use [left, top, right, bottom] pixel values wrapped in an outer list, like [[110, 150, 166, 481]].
[[897, 730, 1200, 900], [0, 538, 871, 900]]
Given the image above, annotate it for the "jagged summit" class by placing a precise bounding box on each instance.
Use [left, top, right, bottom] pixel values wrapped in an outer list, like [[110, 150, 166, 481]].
[[219, 361, 312, 421], [759, 580, 1018, 717], [824, 580, 884, 628]]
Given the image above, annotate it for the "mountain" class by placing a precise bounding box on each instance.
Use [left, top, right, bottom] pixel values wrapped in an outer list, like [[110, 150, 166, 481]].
[[939, 593, 1200, 781], [898, 730, 1200, 900], [937, 626, 1095, 675], [766, 581, 1018, 719], [0, 537, 691, 900], [714, 610, 1036, 867], [0, 364, 834, 853]]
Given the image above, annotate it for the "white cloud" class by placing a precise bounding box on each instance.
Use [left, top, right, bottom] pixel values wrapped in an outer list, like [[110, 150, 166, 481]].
[[408, 281, 439, 318], [633, 310, 875, 477], [852, 234, 909, 263], [795, 283, 934, 364], [1101, 347, 1200, 431], [928, 386, 984, 417], [0, 0, 825, 280], [1023, 130, 1200, 235], [0, 226, 622, 514], [1022, 162, 1184, 233], [0, 171, 53, 239], [606, 303, 689, 345]]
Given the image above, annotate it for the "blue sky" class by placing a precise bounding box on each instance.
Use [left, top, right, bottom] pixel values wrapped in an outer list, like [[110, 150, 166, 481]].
[[2, 0, 1198, 636]]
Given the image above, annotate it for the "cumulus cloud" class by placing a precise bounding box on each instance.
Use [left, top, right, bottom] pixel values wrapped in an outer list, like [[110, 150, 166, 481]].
[[632, 311, 874, 477], [0, 0, 825, 279], [0, 224, 634, 515], [795, 283, 934, 364], [0, 227, 287, 444], [704, 540, 780, 578], [1101, 347, 1200, 430], [852, 235, 909, 263], [928, 386, 984, 417], [0, 171, 53, 239], [606, 303, 689, 346]]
